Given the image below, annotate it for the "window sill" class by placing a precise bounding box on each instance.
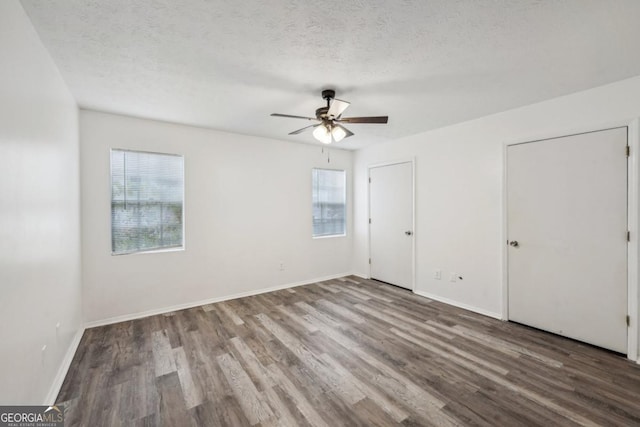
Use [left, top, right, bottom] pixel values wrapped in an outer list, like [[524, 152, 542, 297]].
[[312, 234, 347, 240], [111, 246, 185, 256]]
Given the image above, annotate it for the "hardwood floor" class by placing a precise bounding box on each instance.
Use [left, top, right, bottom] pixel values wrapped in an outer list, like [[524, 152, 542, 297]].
[[57, 276, 640, 426]]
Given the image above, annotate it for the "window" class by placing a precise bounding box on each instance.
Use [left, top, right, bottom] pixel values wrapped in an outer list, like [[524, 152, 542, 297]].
[[312, 168, 346, 237], [111, 149, 184, 255]]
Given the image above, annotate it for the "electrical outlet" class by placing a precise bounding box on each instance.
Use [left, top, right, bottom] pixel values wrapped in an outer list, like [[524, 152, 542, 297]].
[[449, 273, 457, 282], [434, 269, 441, 280], [279, 262, 285, 271]]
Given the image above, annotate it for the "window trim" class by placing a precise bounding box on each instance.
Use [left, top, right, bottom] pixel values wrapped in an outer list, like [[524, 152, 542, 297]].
[[110, 148, 186, 256], [311, 167, 347, 239]]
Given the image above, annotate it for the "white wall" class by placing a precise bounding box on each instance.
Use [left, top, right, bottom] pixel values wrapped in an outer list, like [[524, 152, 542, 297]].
[[81, 110, 353, 323], [0, 1, 82, 404], [354, 75, 640, 355]]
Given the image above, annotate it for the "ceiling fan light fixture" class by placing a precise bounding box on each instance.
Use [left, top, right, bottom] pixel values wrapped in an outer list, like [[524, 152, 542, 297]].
[[331, 125, 347, 142], [313, 124, 332, 144]]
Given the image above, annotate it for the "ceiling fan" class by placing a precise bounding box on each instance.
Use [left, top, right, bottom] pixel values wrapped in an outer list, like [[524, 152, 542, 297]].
[[271, 90, 388, 144]]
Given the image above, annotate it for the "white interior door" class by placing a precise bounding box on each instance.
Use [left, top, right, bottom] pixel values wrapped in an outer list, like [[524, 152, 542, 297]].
[[507, 127, 628, 353], [370, 162, 413, 289]]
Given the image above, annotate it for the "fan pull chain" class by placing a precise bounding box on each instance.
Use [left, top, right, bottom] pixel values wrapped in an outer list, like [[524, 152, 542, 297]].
[[320, 145, 330, 163]]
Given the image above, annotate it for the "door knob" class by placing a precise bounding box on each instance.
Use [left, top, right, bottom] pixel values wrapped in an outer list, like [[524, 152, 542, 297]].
[[509, 240, 519, 247], [405, 231, 413, 236]]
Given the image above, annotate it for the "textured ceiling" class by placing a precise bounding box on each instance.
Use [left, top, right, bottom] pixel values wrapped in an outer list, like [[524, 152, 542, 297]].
[[20, 0, 640, 149]]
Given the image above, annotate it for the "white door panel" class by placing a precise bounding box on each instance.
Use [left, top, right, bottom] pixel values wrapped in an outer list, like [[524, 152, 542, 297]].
[[507, 127, 627, 353], [370, 162, 413, 289]]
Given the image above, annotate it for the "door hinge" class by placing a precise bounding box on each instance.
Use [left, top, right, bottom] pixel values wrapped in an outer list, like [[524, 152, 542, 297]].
[[369, 218, 371, 224], [626, 146, 630, 157], [627, 315, 630, 327], [369, 177, 371, 183], [368, 258, 371, 265], [628, 231, 631, 242]]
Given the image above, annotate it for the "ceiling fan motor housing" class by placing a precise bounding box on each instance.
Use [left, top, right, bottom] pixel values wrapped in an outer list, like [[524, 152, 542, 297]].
[[315, 107, 329, 120]]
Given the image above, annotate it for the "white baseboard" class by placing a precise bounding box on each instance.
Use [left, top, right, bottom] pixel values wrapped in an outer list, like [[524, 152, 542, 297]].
[[351, 272, 370, 280], [413, 290, 503, 320], [84, 272, 353, 329], [44, 327, 84, 405]]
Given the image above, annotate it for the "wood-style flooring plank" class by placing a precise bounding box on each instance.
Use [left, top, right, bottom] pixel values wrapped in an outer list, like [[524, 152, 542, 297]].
[[267, 363, 329, 427], [216, 352, 274, 425], [173, 346, 203, 409], [151, 330, 177, 377]]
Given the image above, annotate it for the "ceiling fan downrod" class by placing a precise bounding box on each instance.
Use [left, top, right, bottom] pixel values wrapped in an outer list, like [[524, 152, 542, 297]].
[[321, 89, 335, 105]]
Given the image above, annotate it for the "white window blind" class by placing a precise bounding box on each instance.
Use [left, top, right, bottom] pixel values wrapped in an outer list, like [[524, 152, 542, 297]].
[[312, 168, 346, 237], [111, 149, 184, 255]]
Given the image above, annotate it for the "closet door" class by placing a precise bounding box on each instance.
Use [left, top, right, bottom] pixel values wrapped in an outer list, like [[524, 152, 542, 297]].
[[507, 127, 628, 353]]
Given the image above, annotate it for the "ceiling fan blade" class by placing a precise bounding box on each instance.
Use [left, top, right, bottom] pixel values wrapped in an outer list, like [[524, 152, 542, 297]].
[[336, 116, 388, 124], [271, 113, 319, 121], [288, 124, 321, 135], [327, 99, 350, 118]]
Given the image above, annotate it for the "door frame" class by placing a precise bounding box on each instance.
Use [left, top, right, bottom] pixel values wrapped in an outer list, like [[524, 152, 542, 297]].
[[502, 119, 640, 362], [368, 158, 416, 292]]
